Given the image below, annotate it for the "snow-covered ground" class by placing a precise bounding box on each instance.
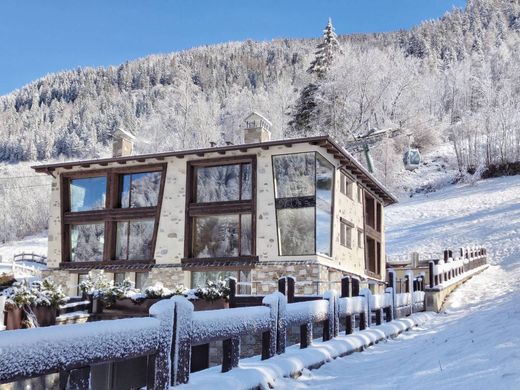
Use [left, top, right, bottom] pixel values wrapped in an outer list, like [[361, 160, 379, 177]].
[[275, 175, 520, 389], [0, 232, 48, 277], [0, 231, 47, 265]]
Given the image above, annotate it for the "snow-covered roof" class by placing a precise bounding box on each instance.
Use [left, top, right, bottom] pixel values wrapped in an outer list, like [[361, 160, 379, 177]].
[[32, 135, 397, 205]]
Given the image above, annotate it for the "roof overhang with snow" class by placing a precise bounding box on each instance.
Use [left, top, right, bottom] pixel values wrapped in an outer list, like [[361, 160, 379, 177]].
[[32, 135, 397, 205]]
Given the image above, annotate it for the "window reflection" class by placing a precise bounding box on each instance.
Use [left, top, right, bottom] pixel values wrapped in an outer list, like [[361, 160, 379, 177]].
[[196, 163, 252, 203], [70, 177, 106, 212], [277, 207, 315, 255], [116, 219, 155, 260], [193, 215, 239, 258], [273, 152, 334, 256], [273, 153, 315, 198], [120, 171, 162, 208], [70, 223, 105, 262], [192, 213, 252, 258]]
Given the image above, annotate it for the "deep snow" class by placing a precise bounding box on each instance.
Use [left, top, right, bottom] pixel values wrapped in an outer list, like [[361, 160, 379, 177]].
[[275, 175, 520, 389]]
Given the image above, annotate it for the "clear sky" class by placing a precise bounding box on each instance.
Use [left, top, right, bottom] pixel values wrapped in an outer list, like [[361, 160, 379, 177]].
[[0, 0, 466, 96]]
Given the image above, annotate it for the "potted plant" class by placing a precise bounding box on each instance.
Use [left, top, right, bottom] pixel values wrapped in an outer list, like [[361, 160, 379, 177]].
[[78, 273, 112, 314], [192, 280, 230, 311], [1, 281, 37, 329], [31, 279, 68, 327]]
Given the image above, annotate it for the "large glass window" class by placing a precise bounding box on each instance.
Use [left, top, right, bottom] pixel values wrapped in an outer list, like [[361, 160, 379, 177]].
[[70, 223, 105, 262], [195, 163, 252, 203], [70, 177, 106, 212], [277, 208, 314, 255], [64, 165, 165, 264], [273, 153, 315, 198], [273, 152, 334, 257], [116, 219, 155, 260], [192, 214, 251, 258], [187, 158, 255, 260], [120, 171, 162, 208]]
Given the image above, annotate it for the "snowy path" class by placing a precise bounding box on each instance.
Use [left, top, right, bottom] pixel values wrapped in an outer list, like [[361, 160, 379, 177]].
[[275, 176, 520, 389]]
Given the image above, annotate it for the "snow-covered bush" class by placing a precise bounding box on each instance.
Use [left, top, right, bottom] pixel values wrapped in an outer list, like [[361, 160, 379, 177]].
[[31, 279, 68, 307], [143, 283, 175, 299], [78, 272, 112, 296], [194, 280, 230, 302], [1, 281, 37, 308]]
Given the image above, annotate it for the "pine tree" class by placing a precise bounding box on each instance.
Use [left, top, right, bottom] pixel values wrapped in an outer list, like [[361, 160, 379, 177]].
[[308, 18, 341, 79], [289, 18, 341, 136]]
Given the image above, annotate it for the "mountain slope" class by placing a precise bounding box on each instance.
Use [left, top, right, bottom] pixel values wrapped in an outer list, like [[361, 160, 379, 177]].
[[1, 0, 520, 188]]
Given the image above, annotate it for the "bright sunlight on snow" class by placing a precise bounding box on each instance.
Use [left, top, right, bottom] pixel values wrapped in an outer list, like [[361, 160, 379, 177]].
[[275, 175, 520, 389]]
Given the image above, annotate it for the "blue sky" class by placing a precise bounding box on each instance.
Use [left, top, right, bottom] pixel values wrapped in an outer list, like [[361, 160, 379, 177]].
[[0, 0, 465, 95]]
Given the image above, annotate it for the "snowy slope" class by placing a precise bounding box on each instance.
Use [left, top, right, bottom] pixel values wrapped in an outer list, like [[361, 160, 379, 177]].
[[275, 175, 520, 389]]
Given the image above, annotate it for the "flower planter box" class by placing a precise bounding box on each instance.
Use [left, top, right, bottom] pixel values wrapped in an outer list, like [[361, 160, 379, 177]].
[[109, 298, 161, 314], [31, 306, 57, 327], [192, 298, 229, 311], [5, 306, 23, 330]]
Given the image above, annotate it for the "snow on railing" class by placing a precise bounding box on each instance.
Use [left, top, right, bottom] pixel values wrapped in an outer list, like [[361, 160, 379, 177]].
[[1, 278, 430, 388], [0, 297, 179, 389], [428, 246, 488, 290]]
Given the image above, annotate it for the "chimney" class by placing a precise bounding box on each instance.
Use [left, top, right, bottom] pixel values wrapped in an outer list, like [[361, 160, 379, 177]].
[[112, 128, 136, 157], [243, 111, 272, 144]]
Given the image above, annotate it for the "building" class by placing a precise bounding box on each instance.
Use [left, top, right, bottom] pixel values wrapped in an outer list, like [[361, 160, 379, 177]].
[[33, 112, 397, 296]]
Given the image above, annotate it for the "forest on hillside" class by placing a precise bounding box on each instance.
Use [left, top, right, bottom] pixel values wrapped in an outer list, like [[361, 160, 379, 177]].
[[1, 0, 520, 242]]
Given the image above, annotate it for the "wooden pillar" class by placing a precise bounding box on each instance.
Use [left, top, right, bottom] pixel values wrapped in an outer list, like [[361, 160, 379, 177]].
[[341, 276, 351, 298], [345, 314, 355, 334], [261, 293, 279, 360], [375, 308, 383, 325], [278, 277, 286, 296], [300, 323, 312, 348], [228, 278, 237, 308], [286, 276, 295, 304], [222, 338, 240, 373]]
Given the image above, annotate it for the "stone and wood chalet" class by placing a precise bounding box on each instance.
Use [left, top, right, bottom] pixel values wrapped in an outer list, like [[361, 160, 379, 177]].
[[32, 113, 397, 297]]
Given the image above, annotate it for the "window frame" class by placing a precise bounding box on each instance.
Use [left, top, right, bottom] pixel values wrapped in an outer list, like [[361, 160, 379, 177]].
[[340, 218, 353, 249], [184, 155, 257, 264], [340, 172, 353, 199], [272, 151, 335, 257], [60, 164, 167, 268]]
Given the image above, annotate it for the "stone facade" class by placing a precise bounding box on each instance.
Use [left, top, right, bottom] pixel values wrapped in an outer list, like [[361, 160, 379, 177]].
[[40, 138, 391, 297]]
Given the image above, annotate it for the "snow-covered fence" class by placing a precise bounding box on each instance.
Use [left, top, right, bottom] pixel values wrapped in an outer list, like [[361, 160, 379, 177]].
[[229, 276, 322, 308], [13, 252, 47, 265], [428, 246, 487, 289], [0, 298, 178, 390]]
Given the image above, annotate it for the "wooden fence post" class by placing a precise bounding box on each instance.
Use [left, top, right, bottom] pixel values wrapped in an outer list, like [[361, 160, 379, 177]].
[[171, 297, 193, 386], [286, 276, 295, 304], [278, 277, 286, 296], [405, 270, 414, 315], [222, 338, 240, 373], [323, 291, 338, 340], [228, 277, 237, 308], [300, 322, 313, 348], [341, 276, 350, 298], [387, 269, 397, 320], [261, 292, 282, 360], [149, 297, 187, 389], [384, 286, 394, 322], [359, 288, 371, 330], [276, 293, 287, 355]]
